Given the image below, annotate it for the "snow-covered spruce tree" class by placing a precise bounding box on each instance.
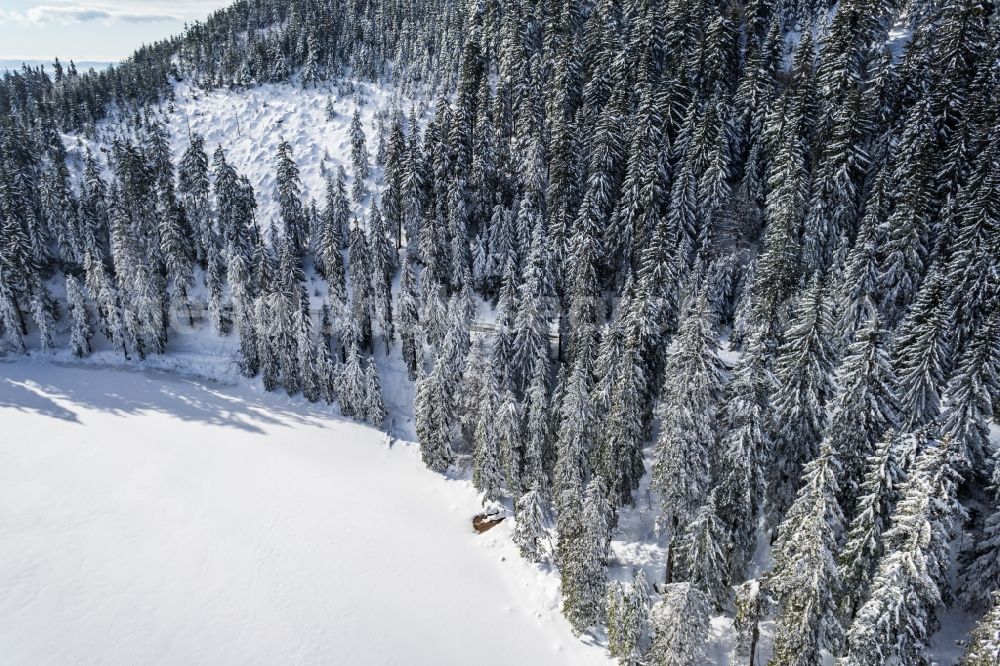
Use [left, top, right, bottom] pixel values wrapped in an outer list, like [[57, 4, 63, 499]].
[[422, 262, 453, 345], [511, 221, 553, 394], [348, 223, 374, 351], [799, 84, 867, 279], [606, 583, 629, 664], [157, 179, 194, 328], [733, 579, 766, 666], [484, 205, 517, 292], [564, 197, 604, 370], [490, 261, 518, 388], [835, 173, 886, 346], [351, 109, 370, 203], [962, 593, 1000, 665], [456, 337, 488, 447], [79, 150, 110, 260], [363, 360, 386, 428], [608, 568, 651, 666], [939, 313, 1000, 476], [592, 290, 628, 426], [606, 569, 650, 666], [0, 275, 26, 355], [401, 111, 425, 259], [255, 291, 280, 392], [667, 109, 707, 274], [560, 476, 611, 634], [213, 145, 241, 248], [297, 308, 319, 403], [275, 139, 308, 257], [652, 287, 726, 581], [1, 192, 39, 285], [594, 277, 649, 510], [676, 488, 729, 609], [28, 279, 56, 353], [767, 276, 835, 527], [420, 181, 449, 292], [65, 274, 93, 358], [472, 362, 504, 502], [766, 441, 845, 665], [513, 488, 546, 563], [323, 268, 349, 366], [825, 312, 900, 510], [837, 430, 908, 624], [314, 332, 337, 405], [712, 330, 774, 584], [226, 176, 262, 374], [40, 153, 81, 266], [338, 334, 368, 419], [605, 71, 664, 279], [368, 203, 396, 353], [395, 259, 420, 381], [274, 237, 304, 396], [745, 31, 816, 338], [381, 115, 407, 248], [319, 171, 347, 279], [521, 350, 551, 494], [554, 354, 595, 564], [301, 33, 322, 87], [414, 314, 466, 474], [332, 166, 352, 249], [942, 131, 1000, 352], [891, 269, 954, 432], [962, 452, 1000, 610], [206, 252, 231, 336], [83, 251, 128, 357], [107, 189, 164, 359], [876, 101, 934, 329], [446, 180, 471, 292], [177, 133, 214, 265], [843, 435, 965, 665], [496, 383, 524, 498], [648, 582, 711, 666]]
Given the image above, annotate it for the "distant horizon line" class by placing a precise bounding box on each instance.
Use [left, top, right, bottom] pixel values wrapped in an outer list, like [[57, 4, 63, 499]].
[[0, 58, 117, 71]]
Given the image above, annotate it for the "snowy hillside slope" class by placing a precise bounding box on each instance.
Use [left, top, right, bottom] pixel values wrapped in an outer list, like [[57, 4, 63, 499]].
[[68, 78, 418, 228], [0, 361, 612, 665]]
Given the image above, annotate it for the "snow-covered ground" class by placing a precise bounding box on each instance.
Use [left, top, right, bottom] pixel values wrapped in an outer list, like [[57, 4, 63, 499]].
[[0, 360, 611, 665]]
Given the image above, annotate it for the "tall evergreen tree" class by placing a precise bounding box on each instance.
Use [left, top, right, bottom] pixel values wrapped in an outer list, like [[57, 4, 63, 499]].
[[767, 441, 845, 666], [351, 109, 370, 202], [396, 259, 421, 381], [648, 583, 711, 666], [65, 274, 93, 357], [962, 594, 1000, 665], [653, 288, 726, 581], [275, 139, 308, 256], [825, 313, 900, 508], [712, 331, 774, 584], [844, 436, 965, 665], [768, 277, 835, 526], [560, 476, 610, 634]]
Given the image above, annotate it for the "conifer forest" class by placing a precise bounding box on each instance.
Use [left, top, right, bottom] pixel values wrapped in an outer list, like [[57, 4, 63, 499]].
[[1, 0, 1000, 663]]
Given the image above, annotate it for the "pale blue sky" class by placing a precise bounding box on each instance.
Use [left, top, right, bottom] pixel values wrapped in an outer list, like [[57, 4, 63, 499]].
[[0, 1, 228, 62]]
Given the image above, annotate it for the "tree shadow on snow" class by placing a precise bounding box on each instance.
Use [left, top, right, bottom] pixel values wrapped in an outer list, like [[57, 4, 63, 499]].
[[0, 378, 81, 423], [0, 362, 337, 435]]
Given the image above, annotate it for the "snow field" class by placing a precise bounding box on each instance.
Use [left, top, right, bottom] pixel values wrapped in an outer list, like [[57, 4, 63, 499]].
[[0, 361, 611, 665]]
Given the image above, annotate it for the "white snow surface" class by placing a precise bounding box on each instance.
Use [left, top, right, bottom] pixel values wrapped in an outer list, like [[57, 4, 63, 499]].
[[0, 360, 611, 665]]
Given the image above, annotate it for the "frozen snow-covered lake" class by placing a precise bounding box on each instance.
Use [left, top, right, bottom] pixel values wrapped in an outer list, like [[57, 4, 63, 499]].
[[0, 361, 610, 665]]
